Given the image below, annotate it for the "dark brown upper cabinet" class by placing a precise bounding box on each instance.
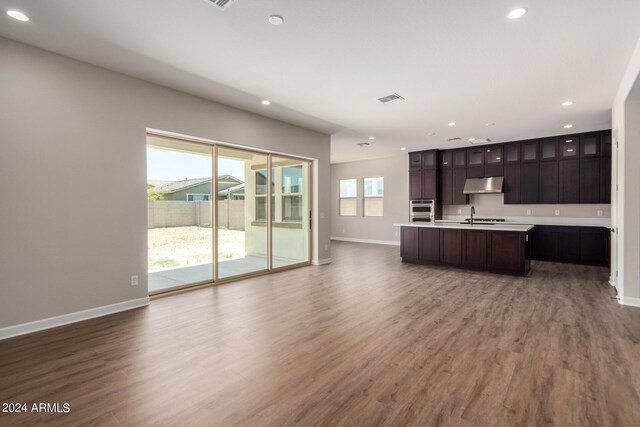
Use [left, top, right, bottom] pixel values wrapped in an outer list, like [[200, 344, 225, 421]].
[[560, 136, 579, 159], [453, 149, 467, 168], [580, 133, 600, 158], [559, 159, 580, 203], [453, 168, 469, 205], [600, 157, 611, 204], [485, 145, 504, 177], [467, 148, 484, 167], [539, 162, 559, 204], [600, 132, 612, 157], [580, 158, 600, 203], [540, 138, 558, 162], [504, 143, 521, 164], [521, 163, 540, 204], [440, 168, 453, 205], [409, 152, 422, 170], [521, 141, 539, 163], [504, 164, 521, 204], [485, 145, 503, 165], [422, 151, 436, 169], [440, 150, 452, 168]]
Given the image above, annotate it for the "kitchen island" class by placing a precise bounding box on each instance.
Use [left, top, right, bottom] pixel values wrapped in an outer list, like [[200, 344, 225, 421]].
[[394, 222, 534, 276]]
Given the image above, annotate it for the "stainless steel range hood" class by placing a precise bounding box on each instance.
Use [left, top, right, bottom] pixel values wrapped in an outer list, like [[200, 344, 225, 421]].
[[463, 177, 504, 194]]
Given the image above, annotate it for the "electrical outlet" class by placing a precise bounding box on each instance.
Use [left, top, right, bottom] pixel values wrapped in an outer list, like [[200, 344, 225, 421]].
[[457, 209, 462, 214], [555, 210, 560, 216], [597, 210, 603, 217], [526, 209, 531, 215], [395, 231, 398, 237], [130, 275, 139, 286]]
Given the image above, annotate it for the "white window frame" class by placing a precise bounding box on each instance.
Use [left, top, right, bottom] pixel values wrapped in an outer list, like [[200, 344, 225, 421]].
[[339, 178, 358, 217], [363, 177, 384, 217]]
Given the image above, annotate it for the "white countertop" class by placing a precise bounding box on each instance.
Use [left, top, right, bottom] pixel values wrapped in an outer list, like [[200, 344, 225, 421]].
[[440, 216, 611, 228], [394, 223, 534, 232]]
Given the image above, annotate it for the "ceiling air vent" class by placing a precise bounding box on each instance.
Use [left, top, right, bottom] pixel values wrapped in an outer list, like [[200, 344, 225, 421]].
[[378, 93, 405, 104], [469, 138, 492, 144], [206, 0, 236, 10], [357, 142, 371, 147], [447, 137, 461, 142]]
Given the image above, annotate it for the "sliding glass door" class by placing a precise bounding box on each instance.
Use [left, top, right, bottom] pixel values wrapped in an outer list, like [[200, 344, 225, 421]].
[[216, 147, 269, 279], [147, 137, 213, 293], [271, 156, 311, 269], [147, 134, 312, 294]]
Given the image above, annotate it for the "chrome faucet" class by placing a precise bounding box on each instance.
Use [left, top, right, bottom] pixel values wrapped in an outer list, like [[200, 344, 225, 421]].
[[470, 206, 475, 225]]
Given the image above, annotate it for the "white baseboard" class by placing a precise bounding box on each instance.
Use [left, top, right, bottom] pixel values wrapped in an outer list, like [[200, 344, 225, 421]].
[[312, 258, 332, 266], [331, 237, 400, 246], [0, 297, 150, 340], [619, 296, 640, 308]]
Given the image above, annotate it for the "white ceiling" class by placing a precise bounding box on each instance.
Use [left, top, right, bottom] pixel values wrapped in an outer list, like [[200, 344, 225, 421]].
[[1, 0, 639, 163]]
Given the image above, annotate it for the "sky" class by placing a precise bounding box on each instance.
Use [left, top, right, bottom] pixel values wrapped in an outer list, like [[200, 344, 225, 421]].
[[147, 148, 245, 181]]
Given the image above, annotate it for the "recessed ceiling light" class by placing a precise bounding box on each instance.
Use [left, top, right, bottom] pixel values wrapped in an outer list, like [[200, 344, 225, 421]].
[[564, 124, 573, 129], [7, 10, 29, 21], [562, 101, 573, 107], [400, 147, 407, 151], [261, 100, 271, 105], [486, 122, 496, 127], [368, 136, 375, 140], [469, 138, 476, 142], [507, 8, 528, 20], [268, 15, 284, 26], [448, 122, 456, 127]]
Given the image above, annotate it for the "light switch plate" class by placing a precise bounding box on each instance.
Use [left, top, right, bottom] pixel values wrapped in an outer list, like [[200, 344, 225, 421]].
[[130, 275, 139, 286], [526, 209, 531, 215], [555, 210, 560, 216], [597, 210, 603, 217]]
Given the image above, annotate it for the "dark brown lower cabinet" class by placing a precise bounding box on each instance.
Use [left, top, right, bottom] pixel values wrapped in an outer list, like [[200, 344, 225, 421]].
[[487, 231, 529, 275], [462, 230, 486, 268], [580, 158, 600, 204], [504, 164, 521, 204], [559, 160, 580, 203], [440, 229, 462, 265], [453, 168, 468, 205], [521, 163, 539, 204], [531, 225, 608, 266], [400, 227, 530, 276], [440, 169, 453, 205], [419, 228, 440, 262], [400, 227, 419, 259], [539, 162, 559, 204]]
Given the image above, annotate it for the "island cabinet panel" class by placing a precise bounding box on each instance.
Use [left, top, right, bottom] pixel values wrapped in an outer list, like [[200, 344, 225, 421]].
[[453, 168, 469, 205], [462, 230, 487, 268], [419, 228, 440, 262], [539, 162, 559, 204], [487, 231, 527, 274], [559, 159, 580, 204], [521, 163, 540, 204], [503, 164, 521, 204], [400, 227, 420, 259], [439, 229, 462, 266], [440, 168, 453, 205], [580, 158, 600, 204], [530, 225, 608, 266]]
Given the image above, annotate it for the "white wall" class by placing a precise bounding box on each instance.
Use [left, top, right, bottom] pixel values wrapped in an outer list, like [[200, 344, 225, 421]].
[[611, 36, 640, 306], [331, 155, 408, 244], [0, 37, 331, 329]]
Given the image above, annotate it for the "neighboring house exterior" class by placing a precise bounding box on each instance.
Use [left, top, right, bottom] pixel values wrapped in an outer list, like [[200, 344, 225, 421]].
[[148, 175, 244, 201]]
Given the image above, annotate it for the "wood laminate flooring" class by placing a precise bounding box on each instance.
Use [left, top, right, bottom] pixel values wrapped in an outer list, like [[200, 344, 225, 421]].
[[1, 241, 639, 426]]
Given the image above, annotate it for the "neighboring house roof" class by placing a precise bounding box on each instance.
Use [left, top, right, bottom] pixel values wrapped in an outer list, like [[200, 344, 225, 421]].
[[148, 175, 243, 194]]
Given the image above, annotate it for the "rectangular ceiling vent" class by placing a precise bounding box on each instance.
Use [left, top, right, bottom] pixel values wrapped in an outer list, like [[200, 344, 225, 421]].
[[447, 137, 461, 142], [378, 93, 405, 104], [206, 0, 236, 10], [357, 142, 371, 147], [469, 138, 492, 144]]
